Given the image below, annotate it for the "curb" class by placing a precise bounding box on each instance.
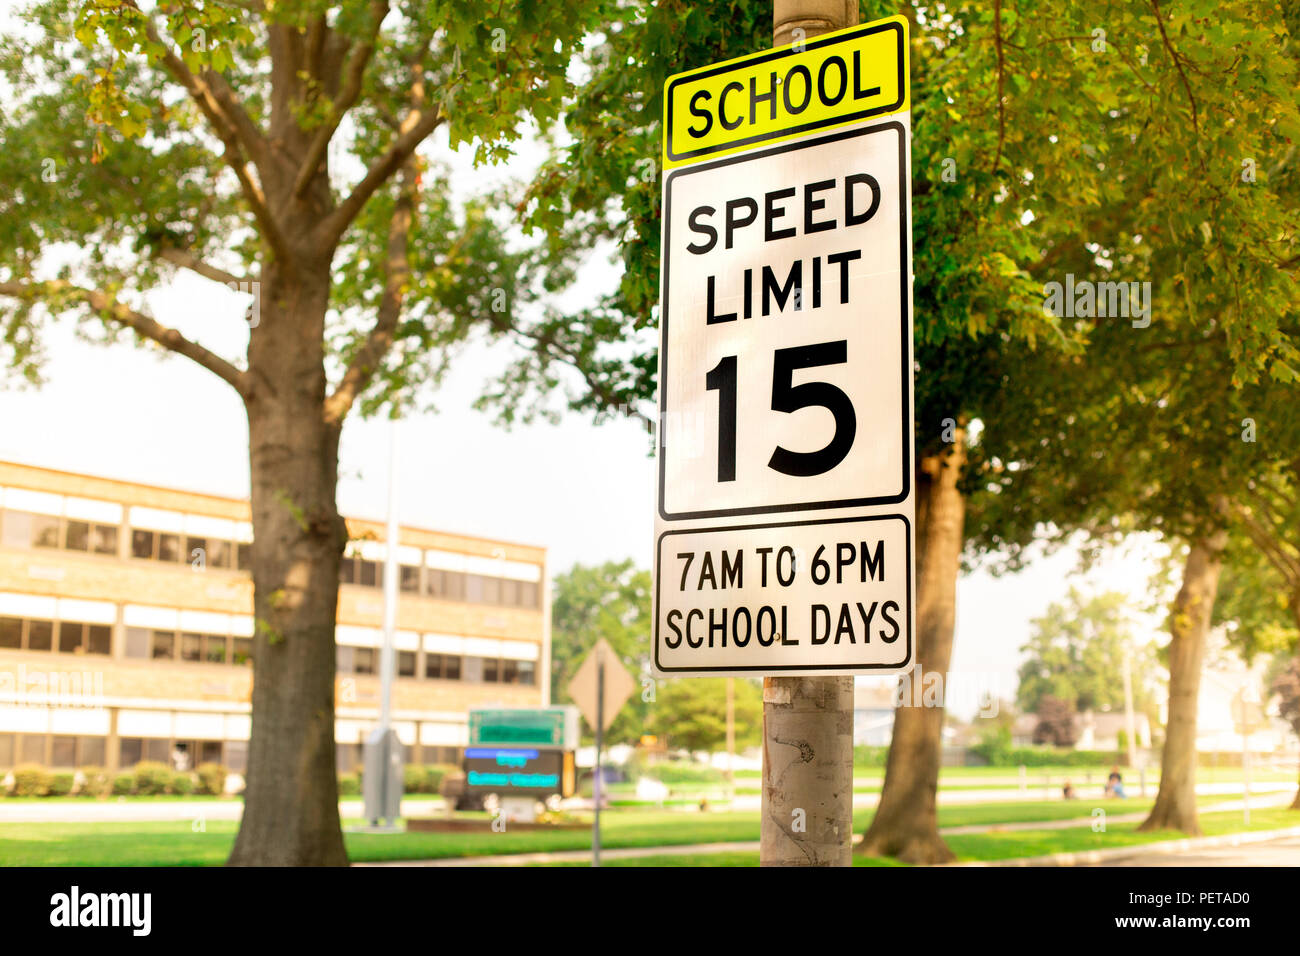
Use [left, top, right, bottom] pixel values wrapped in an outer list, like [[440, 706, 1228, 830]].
[[946, 825, 1300, 867]]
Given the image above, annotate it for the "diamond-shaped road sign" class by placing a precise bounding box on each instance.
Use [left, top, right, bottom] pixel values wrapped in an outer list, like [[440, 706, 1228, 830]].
[[566, 639, 636, 733]]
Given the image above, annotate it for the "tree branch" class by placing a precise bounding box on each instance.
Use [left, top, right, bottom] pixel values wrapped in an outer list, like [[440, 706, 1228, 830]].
[[493, 314, 655, 430], [991, 0, 1007, 177], [131, 3, 288, 260], [317, 104, 442, 248], [1150, 0, 1204, 169], [0, 280, 250, 398], [293, 1, 389, 198], [156, 248, 248, 287], [1232, 500, 1300, 587], [323, 160, 416, 425]]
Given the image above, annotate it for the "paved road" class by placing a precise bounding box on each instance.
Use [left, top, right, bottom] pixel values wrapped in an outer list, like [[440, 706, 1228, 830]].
[[1102, 833, 1300, 867]]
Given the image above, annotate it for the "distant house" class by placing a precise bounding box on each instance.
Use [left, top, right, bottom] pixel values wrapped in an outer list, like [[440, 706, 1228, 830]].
[[1009, 708, 1149, 751], [1010, 713, 1037, 747], [1076, 710, 1151, 751], [853, 680, 897, 746]]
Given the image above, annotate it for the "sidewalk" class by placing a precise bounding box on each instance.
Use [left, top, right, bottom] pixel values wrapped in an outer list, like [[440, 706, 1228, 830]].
[[358, 790, 1298, 867], [0, 796, 444, 824]]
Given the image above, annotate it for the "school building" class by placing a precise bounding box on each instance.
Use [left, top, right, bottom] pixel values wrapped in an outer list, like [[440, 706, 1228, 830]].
[[0, 460, 550, 776]]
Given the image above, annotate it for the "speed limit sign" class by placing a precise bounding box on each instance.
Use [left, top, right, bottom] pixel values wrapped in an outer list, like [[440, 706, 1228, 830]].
[[652, 16, 915, 676]]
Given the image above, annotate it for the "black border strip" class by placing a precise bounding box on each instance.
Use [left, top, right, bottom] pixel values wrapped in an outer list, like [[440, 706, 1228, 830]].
[[653, 513, 913, 673], [665, 20, 905, 164], [658, 121, 911, 521]]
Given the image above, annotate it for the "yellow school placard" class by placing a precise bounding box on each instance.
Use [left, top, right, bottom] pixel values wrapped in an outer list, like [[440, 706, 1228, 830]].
[[663, 15, 909, 169]]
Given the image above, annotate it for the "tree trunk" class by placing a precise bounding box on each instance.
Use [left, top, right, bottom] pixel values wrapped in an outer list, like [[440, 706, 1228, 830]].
[[858, 431, 966, 863], [759, 0, 859, 869], [1138, 530, 1228, 835], [227, 257, 351, 866]]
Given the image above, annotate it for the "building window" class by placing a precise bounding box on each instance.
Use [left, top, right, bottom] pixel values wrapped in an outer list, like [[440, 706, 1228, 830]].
[[31, 514, 60, 549], [20, 733, 45, 763], [144, 739, 170, 763], [0, 510, 31, 549], [398, 650, 416, 677], [336, 646, 353, 673], [92, 524, 118, 555], [131, 529, 155, 560], [86, 625, 111, 656], [426, 569, 465, 600], [206, 539, 232, 569], [336, 743, 361, 775], [125, 628, 149, 659], [500, 579, 520, 607], [51, 735, 77, 767], [0, 617, 20, 649], [340, 555, 383, 588], [461, 656, 484, 683], [158, 533, 181, 563], [119, 737, 143, 768], [399, 565, 421, 593], [0, 733, 13, 769], [358, 560, 380, 588], [232, 638, 252, 666], [80, 736, 107, 766], [64, 519, 90, 552], [58, 622, 83, 654], [237, 543, 252, 571], [0, 509, 120, 555], [27, 620, 53, 652], [225, 741, 247, 773], [205, 635, 228, 664], [519, 581, 539, 608], [181, 632, 203, 663], [151, 630, 175, 660], [517, 660, 536, 686], [353, 647, 375, 675], [199, 740, 223, 765], [424, 653, 462, 680]]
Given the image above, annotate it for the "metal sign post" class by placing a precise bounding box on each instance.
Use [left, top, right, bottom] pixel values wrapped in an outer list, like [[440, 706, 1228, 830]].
[[566, 639, 634, 868]]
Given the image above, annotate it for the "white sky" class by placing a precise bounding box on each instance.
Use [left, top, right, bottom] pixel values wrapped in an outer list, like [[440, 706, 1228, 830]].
[[0, 2, 1178, 719]]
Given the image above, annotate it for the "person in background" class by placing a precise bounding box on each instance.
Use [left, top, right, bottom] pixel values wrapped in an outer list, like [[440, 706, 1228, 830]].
[[1108, 765, 1126, 798], [1062, 780, 1076, 800]]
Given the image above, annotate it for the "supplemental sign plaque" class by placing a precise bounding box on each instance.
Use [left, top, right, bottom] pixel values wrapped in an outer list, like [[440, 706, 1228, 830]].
[[653, 16, 915, 676]]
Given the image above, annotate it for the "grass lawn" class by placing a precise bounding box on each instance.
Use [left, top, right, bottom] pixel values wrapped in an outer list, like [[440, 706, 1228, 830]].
[[1, 794, 1288, 866], [536, 807, 1300, 867]]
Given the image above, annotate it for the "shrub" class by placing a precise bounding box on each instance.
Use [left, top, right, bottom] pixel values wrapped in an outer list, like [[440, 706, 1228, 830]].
[[170, 772, 195, 796], [403, 764, 427, 793], [78, 766, 112, 798], [400, 763, 458, 794], [852, 745, 889, 768], [424, 763, 459, 794], [195, 763, 227, 796], [112, 773, 135, 796], [133, 761, 173, 795], [643, 762, 723, 786], [49, 772, 76, 797], [12, 764, 53, 797], [338, 774, 360, 796]]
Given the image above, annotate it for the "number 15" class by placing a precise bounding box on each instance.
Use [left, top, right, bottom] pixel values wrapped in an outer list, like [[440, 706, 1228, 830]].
[[704, 340, 857, 482]]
